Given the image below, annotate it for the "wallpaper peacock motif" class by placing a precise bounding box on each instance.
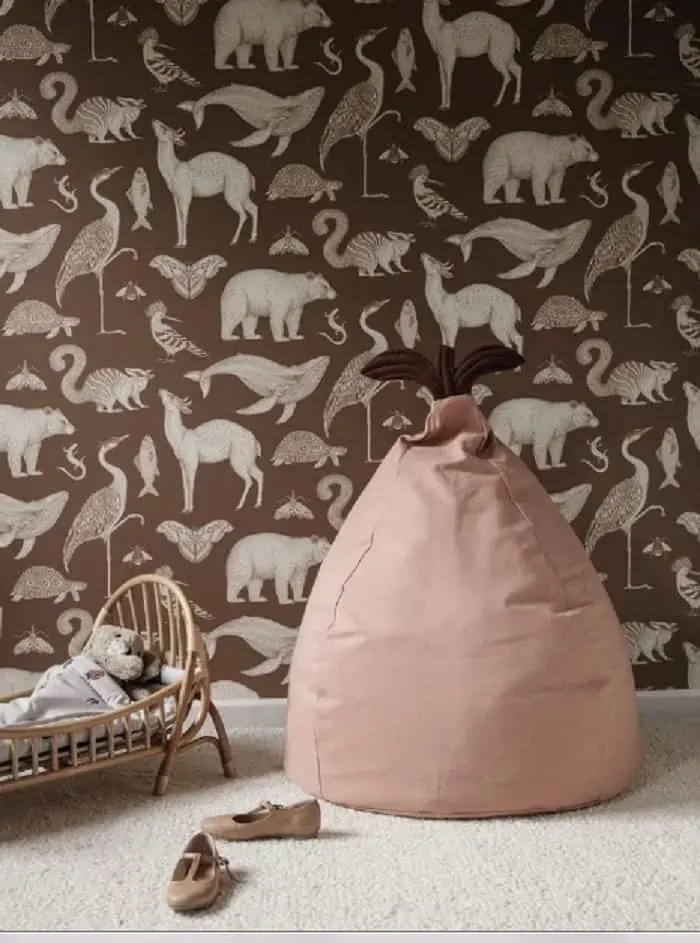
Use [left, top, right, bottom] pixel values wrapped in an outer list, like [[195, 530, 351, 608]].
[[0, 0, 697, 698]]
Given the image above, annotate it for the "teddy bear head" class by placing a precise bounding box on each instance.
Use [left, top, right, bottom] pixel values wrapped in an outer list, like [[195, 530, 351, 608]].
[[81, 624, 161, 684]]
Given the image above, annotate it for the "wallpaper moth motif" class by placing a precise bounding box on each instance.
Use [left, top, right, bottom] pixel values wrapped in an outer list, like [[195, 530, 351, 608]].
[[0, 0, 698, 699]]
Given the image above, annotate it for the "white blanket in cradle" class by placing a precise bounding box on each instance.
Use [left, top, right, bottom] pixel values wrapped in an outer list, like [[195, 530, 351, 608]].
[[0, 655, 132, 728], [0, 655, 182, 776]]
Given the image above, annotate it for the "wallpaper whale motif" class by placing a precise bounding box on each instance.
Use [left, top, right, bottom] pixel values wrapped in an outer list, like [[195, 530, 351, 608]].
[[0, 0, 697, 698]]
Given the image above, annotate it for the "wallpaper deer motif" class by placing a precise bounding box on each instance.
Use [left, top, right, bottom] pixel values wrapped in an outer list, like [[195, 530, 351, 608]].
[[0, 0, 697, 698]]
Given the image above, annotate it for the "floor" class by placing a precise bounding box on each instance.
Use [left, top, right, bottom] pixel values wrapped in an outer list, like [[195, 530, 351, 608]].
[[2, 719, 700, 931]]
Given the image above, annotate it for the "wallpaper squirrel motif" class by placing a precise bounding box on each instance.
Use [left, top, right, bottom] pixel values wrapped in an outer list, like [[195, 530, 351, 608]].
[[0, 0, 697, 698]]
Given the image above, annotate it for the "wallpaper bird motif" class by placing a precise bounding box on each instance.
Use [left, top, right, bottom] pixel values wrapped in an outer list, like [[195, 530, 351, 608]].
[[0, 0, 697, 698]]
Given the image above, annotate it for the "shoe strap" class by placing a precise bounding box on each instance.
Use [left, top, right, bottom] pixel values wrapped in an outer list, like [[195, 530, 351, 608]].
[[215, 853, 232, 878], [255, 801, 284, 814], [181, 851, 230, 880], [181, 852, 203, 880]]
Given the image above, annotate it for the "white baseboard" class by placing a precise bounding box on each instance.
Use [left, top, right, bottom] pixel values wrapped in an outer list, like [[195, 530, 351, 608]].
[[216, 691, 700, 731], [636, 689, 700, 716], [219, 698, 287, 729]]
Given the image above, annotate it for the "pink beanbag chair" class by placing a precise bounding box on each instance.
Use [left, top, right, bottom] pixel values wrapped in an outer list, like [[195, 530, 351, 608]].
[[285, 343, 641, 819]]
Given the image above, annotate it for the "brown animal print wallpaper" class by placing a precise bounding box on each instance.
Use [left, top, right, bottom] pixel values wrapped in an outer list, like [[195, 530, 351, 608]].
[[0, 0, 698, 700]]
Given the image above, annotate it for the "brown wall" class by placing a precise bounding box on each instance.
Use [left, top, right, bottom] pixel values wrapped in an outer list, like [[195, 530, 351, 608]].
[[0, 0, 697, 698]]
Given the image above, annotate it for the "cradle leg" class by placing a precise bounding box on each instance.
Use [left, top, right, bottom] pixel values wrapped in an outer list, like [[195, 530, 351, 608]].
[[209, 701, 237, 779], [153, 741, 179, 796]]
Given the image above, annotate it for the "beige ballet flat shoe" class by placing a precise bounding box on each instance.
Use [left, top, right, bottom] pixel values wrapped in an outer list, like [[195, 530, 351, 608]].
[[166, 832, 229, 913], [201, 799, 321, 841]]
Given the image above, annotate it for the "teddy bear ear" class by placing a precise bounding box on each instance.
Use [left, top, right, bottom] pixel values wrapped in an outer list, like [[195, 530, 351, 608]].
[[454, 344, 524, 394]]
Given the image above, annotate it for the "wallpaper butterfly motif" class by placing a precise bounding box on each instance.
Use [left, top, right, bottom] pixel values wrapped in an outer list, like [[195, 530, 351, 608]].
[[150, 254, 228, 300], [156, 519, 234, 563]]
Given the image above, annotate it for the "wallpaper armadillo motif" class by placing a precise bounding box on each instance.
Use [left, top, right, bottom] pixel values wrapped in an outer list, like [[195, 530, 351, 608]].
[[0, 0, 697, 699]]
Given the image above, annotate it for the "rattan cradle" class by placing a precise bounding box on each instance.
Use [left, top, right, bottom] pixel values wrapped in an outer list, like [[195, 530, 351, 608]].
[[0, 573, 235, 797]]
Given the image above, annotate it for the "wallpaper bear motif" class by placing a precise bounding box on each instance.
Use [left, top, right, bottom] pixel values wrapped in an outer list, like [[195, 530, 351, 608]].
[[0, 0, 697, 699]]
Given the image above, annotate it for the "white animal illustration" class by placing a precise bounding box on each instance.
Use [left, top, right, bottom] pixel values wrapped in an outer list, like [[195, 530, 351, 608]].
[[204, 616, 298, 680], [413, 115, 491, 163], [312, 209, 415, 276], [422, 0, 522, 110], [684, 380, 700, 450], [152, 119, 258, 248], [577, 339, 678, 406], [150, 254, 227, 301], [393, 28, 416, 93], [225, 532, 330, 604], [0, 90, 39, 121], [213, 0, 332, 71], [275, 492, 314, 520], [394, 299, 420, 348], [686, 114, 700, 185], [39, 73, 145, 143], [220, 269, 336, 341], [577, 69, 677, 138], [53, 166, 135, 337], [5, 362, 46, 392], [50, 174, 78, 214], [489, 398, 599, 470], [657, 160, 682, 225], [0, 223, 61, 294], [316, 36, 342, 76], [421, 252, 522, 352], [125, 166, 152, 231], [624, 620, 678, 664], [134, 434, 159, 497], [0, 404, 74, 478], [178, 84, 325, 158], [56, 608, 95, 657], [317, 473, 353, 531], [549, 483, 592, 523], [0, 134, 65, 209], [447, 218, 591, 288], [157, 519, 233, 564], [13, 627, 55, 655], [159, 388, 264, 513], [482, 132, 599, 205], [138, 26, 201, 91], [115, 281, 145, 301], [49, 344, 153, 413], [145, 300, 207, 361], [57, 443, 87, 481], [154, 0, 208, 26], [318, 27, 400, 200], [185, 353, 329, 423], [0, 489, 68, 560], [10, 565, 86, 604], [580, 436, 609, 474]]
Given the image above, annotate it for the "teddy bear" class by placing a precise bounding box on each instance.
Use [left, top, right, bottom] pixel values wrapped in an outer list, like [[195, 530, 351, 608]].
[[81, 624, 163, 701]]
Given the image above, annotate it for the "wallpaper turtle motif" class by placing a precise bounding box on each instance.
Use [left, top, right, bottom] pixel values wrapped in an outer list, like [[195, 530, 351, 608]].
[[0, 0, 697, 698]]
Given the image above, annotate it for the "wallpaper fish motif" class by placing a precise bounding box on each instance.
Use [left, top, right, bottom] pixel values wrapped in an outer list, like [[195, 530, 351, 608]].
[[0, 0, 698, 698]]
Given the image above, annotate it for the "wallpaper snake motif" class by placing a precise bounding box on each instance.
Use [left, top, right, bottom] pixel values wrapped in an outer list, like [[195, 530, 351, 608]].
[[0, 0, 697, 698]]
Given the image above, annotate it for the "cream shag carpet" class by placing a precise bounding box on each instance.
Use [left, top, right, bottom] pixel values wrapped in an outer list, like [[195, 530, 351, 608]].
[[2, 718, 700, 931]]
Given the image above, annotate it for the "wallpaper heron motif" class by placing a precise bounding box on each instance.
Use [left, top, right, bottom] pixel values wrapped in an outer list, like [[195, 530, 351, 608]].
[[0, 0, 697, 698]]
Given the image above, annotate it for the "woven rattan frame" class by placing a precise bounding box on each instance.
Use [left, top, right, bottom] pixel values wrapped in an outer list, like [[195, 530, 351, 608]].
[[0, 573, 235, 796]]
